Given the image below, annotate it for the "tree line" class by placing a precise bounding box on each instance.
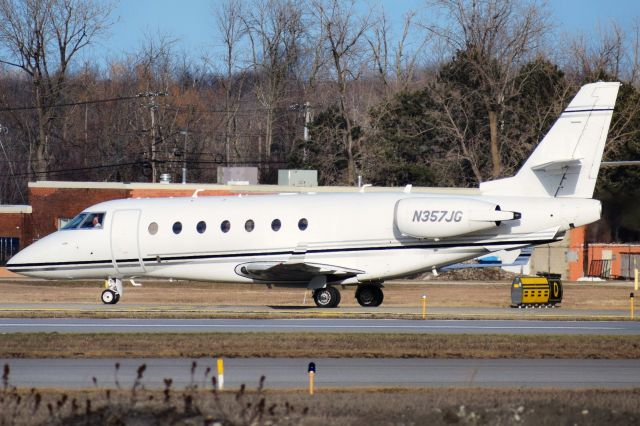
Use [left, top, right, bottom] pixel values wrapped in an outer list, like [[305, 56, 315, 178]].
[[0, 0, 639, 241]]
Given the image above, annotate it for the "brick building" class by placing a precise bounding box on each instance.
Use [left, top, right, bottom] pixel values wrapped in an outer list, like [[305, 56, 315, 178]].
[[0, 205, 32, 263]]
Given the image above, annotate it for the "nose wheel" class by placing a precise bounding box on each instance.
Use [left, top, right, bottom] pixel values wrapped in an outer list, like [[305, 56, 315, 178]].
[[101, 289, 120, 304], [101, 278, 123, 304]]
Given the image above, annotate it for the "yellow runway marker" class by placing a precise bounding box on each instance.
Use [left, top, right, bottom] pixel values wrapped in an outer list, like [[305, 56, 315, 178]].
[[217, 358, 224, 390]]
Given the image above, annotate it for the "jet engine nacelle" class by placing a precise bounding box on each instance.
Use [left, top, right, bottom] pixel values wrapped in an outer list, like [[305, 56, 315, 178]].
[[395, 198, 520, 239]]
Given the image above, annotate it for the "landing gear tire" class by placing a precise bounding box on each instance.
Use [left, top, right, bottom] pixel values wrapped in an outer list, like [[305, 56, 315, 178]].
[[102, 278, 123, 304], [313, 286, 341, 308], [356, 285, 384, 307], [101, 289, 117, 304]]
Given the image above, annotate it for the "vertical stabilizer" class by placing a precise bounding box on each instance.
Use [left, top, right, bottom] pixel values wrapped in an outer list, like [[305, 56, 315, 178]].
[[480, 82, 621, 198]]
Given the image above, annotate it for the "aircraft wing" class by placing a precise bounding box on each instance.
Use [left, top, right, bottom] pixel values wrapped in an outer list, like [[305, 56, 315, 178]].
[[441, 246, 533, 271], [234, 261, 364, 283]]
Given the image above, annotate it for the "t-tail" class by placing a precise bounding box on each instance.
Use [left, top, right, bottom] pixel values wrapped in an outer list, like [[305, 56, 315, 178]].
[[480, 81, 621, 198]]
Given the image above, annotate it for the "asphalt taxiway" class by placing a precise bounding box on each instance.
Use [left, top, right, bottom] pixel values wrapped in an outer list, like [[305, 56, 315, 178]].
[[1, 318, 639, 334], [2, 358, 638, 389]]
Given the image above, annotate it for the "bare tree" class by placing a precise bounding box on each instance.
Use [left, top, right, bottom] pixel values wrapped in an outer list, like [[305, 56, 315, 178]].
[[0, 0, 113, 179], [630, 19, 640, 86], [244, 0, 305, 173], [215, 0, 247, 166], [367, 8, 428, 94], [426, 0, 550, 180], [312, 0, 372, 185], [564, 21, 625, 82]]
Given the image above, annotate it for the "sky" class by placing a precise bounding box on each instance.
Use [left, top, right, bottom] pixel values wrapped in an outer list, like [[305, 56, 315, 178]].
[[96, 0, 640, 65]]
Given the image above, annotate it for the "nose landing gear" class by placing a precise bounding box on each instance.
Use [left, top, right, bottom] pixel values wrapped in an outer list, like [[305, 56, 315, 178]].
[[101, 278, 123, 304]]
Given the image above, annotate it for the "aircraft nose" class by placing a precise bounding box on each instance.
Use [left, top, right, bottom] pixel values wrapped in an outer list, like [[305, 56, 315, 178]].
[[5, 244, 30, 271], [5, 240, 46, 276]]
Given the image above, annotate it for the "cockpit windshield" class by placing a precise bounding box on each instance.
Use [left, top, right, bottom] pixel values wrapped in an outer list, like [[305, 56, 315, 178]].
[[62, 212, 105, 230]]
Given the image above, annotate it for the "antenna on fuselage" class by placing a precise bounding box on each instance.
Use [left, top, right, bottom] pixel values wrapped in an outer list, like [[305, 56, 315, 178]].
[[192, 189, 204, 198]]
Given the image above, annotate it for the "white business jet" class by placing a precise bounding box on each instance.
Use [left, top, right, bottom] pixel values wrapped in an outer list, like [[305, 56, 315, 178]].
[[7, 82, 620, 308]]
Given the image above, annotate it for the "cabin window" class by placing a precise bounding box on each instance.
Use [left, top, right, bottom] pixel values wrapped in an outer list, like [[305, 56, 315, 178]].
[[62, 212, 105, 230], [298, 218, 308, 231], [220, 220, 231, 233], [197, 221, 207, 234], [172, 221, 182, 234], [148, 222, 158, 235], [57, 218, 72, 230], [271, 219, 281, 232], [245, 219, 255, 232], [61, 214, 86, 230]]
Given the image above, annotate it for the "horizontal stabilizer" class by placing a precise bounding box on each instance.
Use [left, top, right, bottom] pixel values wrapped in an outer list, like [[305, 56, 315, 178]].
[[531, 159, 582, 172]]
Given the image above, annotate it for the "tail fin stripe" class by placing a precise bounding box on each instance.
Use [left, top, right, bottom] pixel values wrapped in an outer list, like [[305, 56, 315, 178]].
[[563, 108, 613, 114]]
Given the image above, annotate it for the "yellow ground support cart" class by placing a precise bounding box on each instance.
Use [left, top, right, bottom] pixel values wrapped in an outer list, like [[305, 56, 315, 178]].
[[511, 273, 562, 308]]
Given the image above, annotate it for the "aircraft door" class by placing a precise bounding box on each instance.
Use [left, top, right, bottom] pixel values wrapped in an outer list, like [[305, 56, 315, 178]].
[[110, 209, 145, 275]]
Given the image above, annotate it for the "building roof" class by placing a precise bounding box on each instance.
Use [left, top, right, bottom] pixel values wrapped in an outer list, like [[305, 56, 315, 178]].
[[28, 181, 480, 195], [0, 205, 32, 214]]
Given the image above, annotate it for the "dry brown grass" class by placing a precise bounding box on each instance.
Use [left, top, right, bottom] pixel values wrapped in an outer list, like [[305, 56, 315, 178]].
[[0, 279, 636, 310], [0, 332, 638, 359], [2, 384, 639, 425]]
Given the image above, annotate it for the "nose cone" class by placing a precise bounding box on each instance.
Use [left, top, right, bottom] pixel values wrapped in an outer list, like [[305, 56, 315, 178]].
[[5, 232, 71, 278], [5, 239, 47, 277]]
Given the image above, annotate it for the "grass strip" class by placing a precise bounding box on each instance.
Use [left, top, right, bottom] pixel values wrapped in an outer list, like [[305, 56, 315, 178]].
[[0, 309, 629, 321], [1, 333, 639, 359], [2, 387, 639, 425]]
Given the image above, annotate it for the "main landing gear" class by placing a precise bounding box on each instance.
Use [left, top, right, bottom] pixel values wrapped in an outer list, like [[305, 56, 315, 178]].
[[101, 278, 123, 305], [312, 283, 385, 308], [312, 286, 341, 308], [355, 283, 384, 307]]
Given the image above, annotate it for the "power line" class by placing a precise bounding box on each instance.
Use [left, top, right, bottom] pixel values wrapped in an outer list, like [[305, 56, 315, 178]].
[[0, 94, 145, 112], [0, 161, 142, 177], [0, 158, 292, 178], [0, 96, 308, 115]]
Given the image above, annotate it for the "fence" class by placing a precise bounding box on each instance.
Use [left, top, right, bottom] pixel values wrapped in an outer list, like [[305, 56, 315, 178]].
[[588, 259, 612, 279]]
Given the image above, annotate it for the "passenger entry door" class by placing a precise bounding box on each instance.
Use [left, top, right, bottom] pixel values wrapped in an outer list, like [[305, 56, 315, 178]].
[[110, 209, 145, 275]]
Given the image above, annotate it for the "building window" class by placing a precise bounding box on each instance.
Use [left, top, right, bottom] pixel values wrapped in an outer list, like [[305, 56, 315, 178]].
[[148, 222, 158, 235], [173, 221, 182, 234], [0, 237, 19, 266], [220, 220, 231, 233], [298, 218, 308, 231], [271, 219, 281, 232], [245, 219, 255, 232], [196, 221, 206, 234]]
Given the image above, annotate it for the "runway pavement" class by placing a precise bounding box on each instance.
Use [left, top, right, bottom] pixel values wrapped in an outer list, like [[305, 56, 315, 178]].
[[1, 318, 639, 334], [1, 358, 638, 389]]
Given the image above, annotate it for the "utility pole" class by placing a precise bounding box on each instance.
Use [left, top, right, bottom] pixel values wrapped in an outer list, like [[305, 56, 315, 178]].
[[303, 102, 312, 162], [139, 91, 167, 183], [180, 130, 188, 184]]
